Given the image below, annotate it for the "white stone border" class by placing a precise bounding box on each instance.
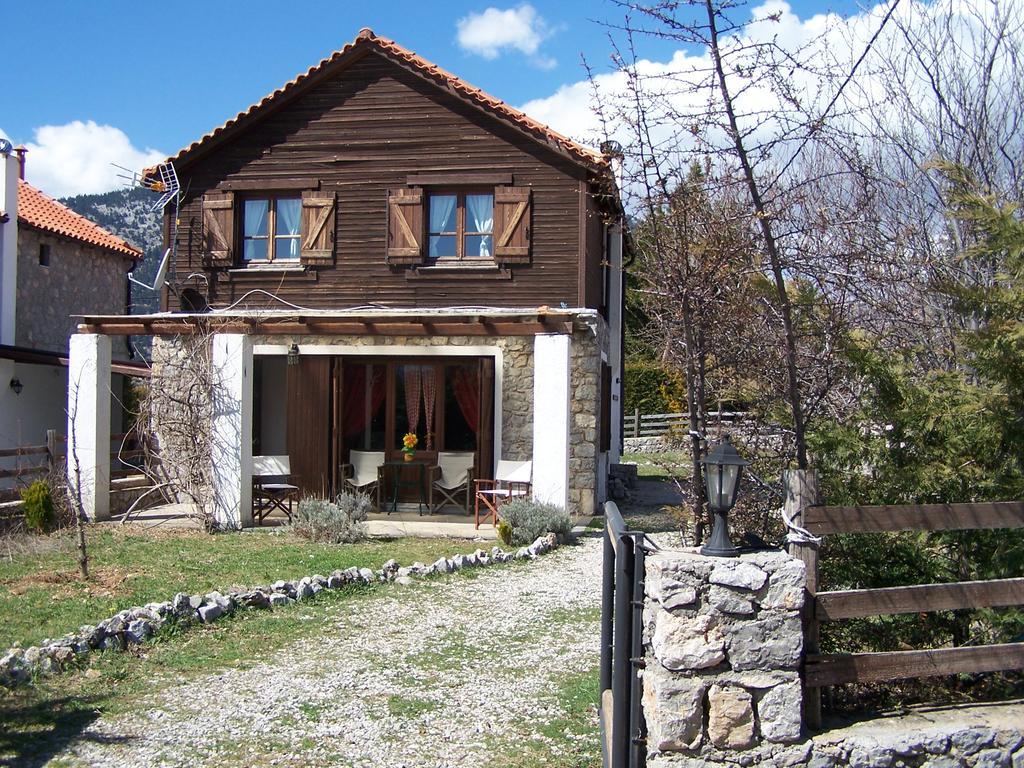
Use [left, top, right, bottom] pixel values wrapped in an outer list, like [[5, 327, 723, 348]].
[[0, 534, 559, 688]]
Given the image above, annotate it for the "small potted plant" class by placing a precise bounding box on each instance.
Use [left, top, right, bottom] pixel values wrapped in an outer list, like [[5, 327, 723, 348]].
[[402, 432, 418, 462]]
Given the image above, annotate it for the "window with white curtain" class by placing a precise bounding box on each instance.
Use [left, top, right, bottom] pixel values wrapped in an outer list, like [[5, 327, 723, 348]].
[[428, 191, 493, 261], [242, 196, 301, 262]]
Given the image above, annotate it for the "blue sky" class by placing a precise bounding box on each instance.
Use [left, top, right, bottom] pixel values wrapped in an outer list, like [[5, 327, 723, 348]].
[[3, 0, 870, 197]]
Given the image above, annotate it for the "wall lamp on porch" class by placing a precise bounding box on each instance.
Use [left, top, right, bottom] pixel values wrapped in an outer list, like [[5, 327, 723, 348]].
[[9, 377, 23, 396], [287, 343, 300, 366], [700, 434, 749, 558]]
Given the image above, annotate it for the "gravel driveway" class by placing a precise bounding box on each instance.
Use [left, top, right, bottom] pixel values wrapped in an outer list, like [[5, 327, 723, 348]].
[[53, 534, 603, 767]]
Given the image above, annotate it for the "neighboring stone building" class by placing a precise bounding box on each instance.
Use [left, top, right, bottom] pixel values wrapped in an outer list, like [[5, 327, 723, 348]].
[[0, 143, 144, 486]]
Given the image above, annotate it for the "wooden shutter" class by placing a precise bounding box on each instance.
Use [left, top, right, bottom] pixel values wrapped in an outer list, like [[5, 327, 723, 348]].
[[386, 188, 424, 264], [202, 191, 234, 266], [300, 190, 336, 265], [494, 186, 531, 264]]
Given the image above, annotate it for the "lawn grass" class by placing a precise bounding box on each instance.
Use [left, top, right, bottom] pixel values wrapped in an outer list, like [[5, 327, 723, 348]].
[[0, 525, 484, 649], [620, 451, 688, 477], [0, 581, 390, 766], [489, 664, 601, 768]]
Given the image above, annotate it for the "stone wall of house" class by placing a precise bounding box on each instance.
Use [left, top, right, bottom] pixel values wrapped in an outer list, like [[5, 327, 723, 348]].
[[149, 335, 213, 510], [16, 228, 133, 358], [151, 320, 604, 516], [570, 321, 601, 515]]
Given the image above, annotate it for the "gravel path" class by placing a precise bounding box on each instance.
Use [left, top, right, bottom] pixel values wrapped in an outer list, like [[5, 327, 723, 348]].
[[55, 534, 603, 767]]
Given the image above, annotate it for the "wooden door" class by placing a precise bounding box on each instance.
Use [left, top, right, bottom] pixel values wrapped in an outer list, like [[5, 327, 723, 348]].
[[286, 356, 332, 497]]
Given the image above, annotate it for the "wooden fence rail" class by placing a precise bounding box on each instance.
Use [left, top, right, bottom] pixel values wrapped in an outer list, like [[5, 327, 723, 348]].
[[0, 431, 147, 504], [625, 409, 744, 439], [786, 469, 1024, 729]]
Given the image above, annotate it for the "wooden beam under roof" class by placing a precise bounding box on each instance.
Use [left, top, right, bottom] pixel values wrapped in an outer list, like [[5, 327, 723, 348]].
[[74, 311, 577, 337]]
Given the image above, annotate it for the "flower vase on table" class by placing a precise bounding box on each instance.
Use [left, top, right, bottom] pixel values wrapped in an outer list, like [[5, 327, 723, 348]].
[[402, 432, 418, 462]]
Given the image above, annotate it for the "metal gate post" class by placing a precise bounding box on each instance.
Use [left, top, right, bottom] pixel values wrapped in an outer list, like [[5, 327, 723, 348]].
[[612, 531, 634, 768], [601, 527, 615, 695], [629, 532, 647, 767]]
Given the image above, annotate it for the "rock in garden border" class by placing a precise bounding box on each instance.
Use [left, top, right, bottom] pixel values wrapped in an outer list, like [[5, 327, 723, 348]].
[[0, 533, 560, 688]]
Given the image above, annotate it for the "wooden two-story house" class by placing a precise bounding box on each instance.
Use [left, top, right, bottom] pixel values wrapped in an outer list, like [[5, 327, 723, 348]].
[[68, 29, 627, 528]]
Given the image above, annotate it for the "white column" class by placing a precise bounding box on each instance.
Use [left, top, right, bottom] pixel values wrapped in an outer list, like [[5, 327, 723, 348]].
[[0, 152, 18, 346], [67, 334, 111, 521], [209, 333, 253, 529], [532, 333, 571, 510]]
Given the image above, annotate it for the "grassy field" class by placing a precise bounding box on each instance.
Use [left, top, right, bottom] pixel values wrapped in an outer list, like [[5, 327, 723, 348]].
[[620, 451, 688, 478], [0, 526, 483, 649], [0, 532, 600, 767], [0, 581, 391, 765]]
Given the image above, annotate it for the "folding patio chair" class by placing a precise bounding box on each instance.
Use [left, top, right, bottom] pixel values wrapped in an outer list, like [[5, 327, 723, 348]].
[[429, 451, 475, 515], [340, 450, 385, 510], [474, 459, 532, 528], [252, 455, 300, 525]]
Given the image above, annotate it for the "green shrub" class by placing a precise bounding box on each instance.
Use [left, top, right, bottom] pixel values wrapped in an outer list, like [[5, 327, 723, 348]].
[[21, 480, 56, 533], [291, 493, 371, 544], [497, 499, 572, 546], [623, 360, 687, 415], [496, 519, 513, 546]]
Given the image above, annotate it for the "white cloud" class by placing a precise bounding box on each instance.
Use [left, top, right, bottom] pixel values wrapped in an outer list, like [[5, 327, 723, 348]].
[[456, 4, 556, 67], [518, 0, 1004, 182], [6, 121, 165, 198]]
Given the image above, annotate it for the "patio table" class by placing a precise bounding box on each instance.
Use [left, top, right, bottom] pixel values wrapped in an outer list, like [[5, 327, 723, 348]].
[[382, 460, 429, 515]]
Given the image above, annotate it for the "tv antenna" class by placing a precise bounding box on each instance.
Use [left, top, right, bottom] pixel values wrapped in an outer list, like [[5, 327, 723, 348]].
[[113, 160, 182, 212], [128, 248, 170, 292], [114, 160, 184, 296]]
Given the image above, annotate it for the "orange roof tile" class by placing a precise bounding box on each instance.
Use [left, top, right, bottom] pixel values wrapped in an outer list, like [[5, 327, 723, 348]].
[[17, 180, 141, 259], [152, 29, 608, 177]]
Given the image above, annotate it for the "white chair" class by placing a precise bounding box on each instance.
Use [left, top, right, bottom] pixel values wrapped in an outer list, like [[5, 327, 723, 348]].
[[340, 450, 385, 509], [429, 452, 476, 515], [252, 455, 300, 525], [474, 459, 532, 528]]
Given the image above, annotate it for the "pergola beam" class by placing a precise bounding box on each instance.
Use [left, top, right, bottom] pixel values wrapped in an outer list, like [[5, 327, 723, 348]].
[[75, 313, 576, 337]]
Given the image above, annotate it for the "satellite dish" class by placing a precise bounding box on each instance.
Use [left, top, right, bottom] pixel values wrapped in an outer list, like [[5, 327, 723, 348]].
[[128, 248, 170, 292], [180, 288, 209, 313]]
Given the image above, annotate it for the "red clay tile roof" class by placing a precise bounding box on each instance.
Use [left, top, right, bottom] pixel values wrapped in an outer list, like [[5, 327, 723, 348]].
[[152, 29, 608, 177], [18, 180, 142, 259]]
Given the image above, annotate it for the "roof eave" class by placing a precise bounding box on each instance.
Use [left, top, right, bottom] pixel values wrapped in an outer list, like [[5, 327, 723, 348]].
[[152, 31, 609, 182], [18, 218, 143, 260]]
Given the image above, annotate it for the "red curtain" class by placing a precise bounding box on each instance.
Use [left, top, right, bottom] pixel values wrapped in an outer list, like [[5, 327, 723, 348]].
[[343, 365, 385, 437], [404, 366, 422, 439], [422, 366, 437, 449], [452, 365, 479, 432]]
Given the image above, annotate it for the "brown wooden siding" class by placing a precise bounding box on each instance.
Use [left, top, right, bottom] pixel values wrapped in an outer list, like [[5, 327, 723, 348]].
[[167, 52, 602, 311]]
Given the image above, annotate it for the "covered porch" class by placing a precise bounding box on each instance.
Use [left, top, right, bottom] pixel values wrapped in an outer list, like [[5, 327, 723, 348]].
[[68, 308, 603, 529]]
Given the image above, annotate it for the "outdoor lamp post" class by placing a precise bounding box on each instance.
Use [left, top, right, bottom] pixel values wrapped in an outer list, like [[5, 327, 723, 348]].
[[700, 435, 749, 557]]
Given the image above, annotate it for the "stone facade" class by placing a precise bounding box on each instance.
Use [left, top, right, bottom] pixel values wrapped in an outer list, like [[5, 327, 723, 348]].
[[643, 549, 806, 762], [16, 227, 133, 358], [569, 321, 601, 514], [150, 316, 605, 517]]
